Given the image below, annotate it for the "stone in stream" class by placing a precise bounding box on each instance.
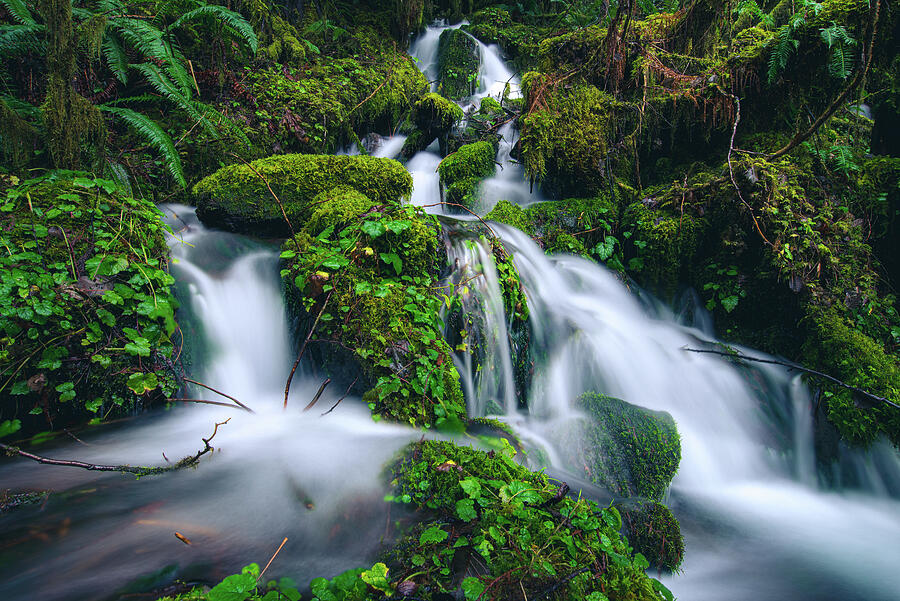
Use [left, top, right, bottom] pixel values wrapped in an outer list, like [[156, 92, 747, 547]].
[[437, 28, 479, 100], [553, 392, 682, 501]]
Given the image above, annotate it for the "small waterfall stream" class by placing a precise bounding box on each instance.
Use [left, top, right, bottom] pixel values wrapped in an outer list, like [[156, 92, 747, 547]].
[[1, 22, 898, 601]]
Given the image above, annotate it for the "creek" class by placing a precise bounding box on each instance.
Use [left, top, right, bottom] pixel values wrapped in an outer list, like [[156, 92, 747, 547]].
[[1, 22, 899, 601]]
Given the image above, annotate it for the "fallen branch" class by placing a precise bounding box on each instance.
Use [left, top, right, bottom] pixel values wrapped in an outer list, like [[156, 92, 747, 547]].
[[419, 202, 498, 238], [682, 347, 900, 410], [169, 398, 253, 412], [183, 377, 253, 413], [0, 419, 231, 476], [258, 537, 289, 583], [302, 378, 331, 412]]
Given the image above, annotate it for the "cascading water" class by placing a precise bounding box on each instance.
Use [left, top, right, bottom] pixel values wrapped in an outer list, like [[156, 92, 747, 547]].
[[445, 223, 900, 601], [0, 206, 417, 601]]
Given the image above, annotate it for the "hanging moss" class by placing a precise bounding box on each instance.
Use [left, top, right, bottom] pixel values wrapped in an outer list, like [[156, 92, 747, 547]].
[[193, 154, 413, 236], [0, 97, 38, 168], [41, 0, 105, 170]]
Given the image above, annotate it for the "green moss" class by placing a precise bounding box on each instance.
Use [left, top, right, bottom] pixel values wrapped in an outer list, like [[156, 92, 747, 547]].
[[802, 307, 900, 448], [617, 500, 685, 572], [402, 93, 464, 157], [520, 81, 630, 196], [305, 186, 377, 234], [479, 96, 503, 116], [622, 202, 704, 295], [280, 200, 465, 427], [385, 439, 667, 600], [485, 199, 533, 234], [466, 8, 545, 70], [439, 141, 496, 186], [240, 28, 427, 154], [1, 175, 178, 431], [436, 28, 479, 100], [558, 393, 681, 501], [193, 154, 413, 236]]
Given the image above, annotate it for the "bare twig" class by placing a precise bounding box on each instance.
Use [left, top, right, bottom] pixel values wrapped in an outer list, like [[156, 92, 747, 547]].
[[227, 152, 297, 239], [302, 378, 332, 412], [683, 347, 900, 410], [724, 91, 772, 246], [0, 419, 231, 476], [257, 537, 289, 583], [169, 398, 253, 412], [285, 290, 334, 409], [418, 202, 498, 238], [183, 377, 253, 413], [322, 375, 360, 416]]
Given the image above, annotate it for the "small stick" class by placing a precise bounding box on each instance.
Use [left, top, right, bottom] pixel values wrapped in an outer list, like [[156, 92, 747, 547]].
[[285, 290, 333, 409], [321, 375, 360, 416], [302, 378, 332, 412], [418, 202, 498, 238], [183, 377, 253, 413], [258, 537, 289, 583], [169, 398, 253, 412]]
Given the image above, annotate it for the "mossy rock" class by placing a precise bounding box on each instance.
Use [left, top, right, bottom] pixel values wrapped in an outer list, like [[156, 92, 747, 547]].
[[402, 93, 465, 157], [466, 8, 545, 70], [556, 393, 681, 501], [617, 500, 685, 572], [802, 306, 900, 448], [280, 198, 466, 427], [439, 141, 496, 186], [193, 154, 412, 236], [385, 439, 665, 601], [1, 176, 178, 432], [622, 201, 704, 295], [437, 28, 479, 100]]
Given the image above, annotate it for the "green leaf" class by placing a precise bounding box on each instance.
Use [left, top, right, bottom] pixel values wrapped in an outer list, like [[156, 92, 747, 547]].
[[124, 337, 151, 357], [419, 525, 449, 545], [462, 577, 485, 600], [208, 564, 259, 601], [0, 419, 22, 439], [126, 372, 158, 394], [99, 106, 187, 189], [456, 497, 477, 522], [360, 562, 393, 595], [360, 220, 386, 237], [459, 477, 482, 499], [379, 252, 402, 275]]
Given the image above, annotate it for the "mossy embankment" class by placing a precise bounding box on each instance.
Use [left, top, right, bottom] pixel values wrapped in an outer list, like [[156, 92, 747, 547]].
[[0, 174, 178, 433]]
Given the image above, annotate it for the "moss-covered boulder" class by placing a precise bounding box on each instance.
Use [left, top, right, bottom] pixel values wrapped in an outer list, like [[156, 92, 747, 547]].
[[385, 439, 670, 600], [280, 191, 466, 427], [466, 7, 545, 70], [193, 154, 413, 236], [555, 393, 681, 501], [437, 28, 479, 100], [402, 92, 465, 157], [438, 140, 496, 212], [1, 175, 178, 432], [616, 500, 685, 572]]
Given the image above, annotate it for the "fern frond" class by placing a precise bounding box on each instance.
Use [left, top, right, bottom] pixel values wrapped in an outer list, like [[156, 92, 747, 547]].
[[828, 45, 853, 79], [0, 0, 35, 25], [169, 5, 258, 55], [189, 100, 252, 148], [112, 17, 190, 91], [102, 35, 129, 83], [0, 23, 46, 59], [767, 24, 798, 83], [100, 105, 186, 189], [132, 62, 193, 107]]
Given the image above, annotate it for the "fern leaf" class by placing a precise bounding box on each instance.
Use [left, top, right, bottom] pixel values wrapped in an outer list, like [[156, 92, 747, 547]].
[[102, 36, 129, 84], [189, 100, 252, 148], [0, 23, 46, 59], [169, 5, 258, 55], [100, 105, 186, 189], [0, 0, 35, 25]]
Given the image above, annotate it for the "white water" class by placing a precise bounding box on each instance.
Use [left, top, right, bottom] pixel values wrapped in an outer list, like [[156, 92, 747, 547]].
[[0, 206, 418, 601], [446, 225, 900, 601]]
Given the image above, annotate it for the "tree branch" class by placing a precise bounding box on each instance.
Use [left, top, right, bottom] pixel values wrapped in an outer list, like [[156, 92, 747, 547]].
[[682, 346, 899, 410], [0, 419, 231, 476]]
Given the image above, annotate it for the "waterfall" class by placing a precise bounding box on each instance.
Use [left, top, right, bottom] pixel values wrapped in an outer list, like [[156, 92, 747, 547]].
[[0, 206, 417, 601]]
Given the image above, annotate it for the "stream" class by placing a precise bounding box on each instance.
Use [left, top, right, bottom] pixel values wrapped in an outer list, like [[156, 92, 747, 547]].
[[1, 22, 899, 601]]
